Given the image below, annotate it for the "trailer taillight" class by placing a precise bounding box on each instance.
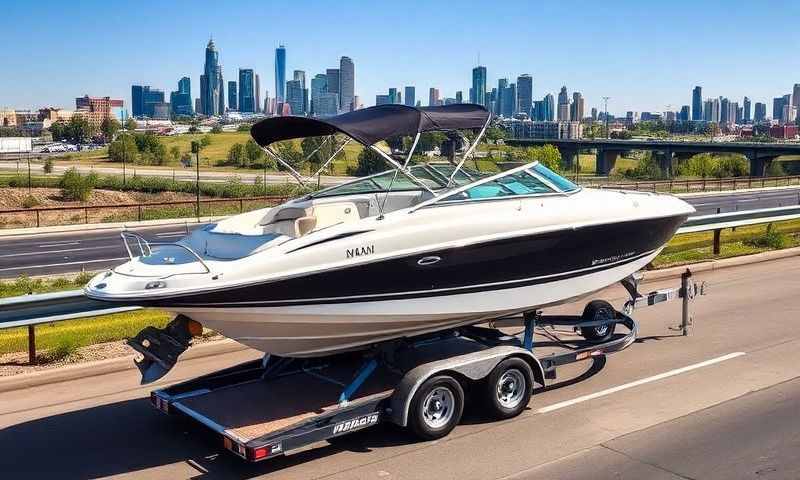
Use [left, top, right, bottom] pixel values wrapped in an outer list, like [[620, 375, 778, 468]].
[[253, 447, 269, 460]]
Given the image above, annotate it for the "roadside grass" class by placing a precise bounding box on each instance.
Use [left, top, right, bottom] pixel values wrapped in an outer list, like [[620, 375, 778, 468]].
[[0, 272, 94, 298], [0, 309, 172, 357], [653, 220, 800, 268], [99, 199, 274, 223]]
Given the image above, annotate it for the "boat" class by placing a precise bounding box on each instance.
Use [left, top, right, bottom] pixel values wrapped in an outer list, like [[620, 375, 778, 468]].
[[85, 103, 694, 365]]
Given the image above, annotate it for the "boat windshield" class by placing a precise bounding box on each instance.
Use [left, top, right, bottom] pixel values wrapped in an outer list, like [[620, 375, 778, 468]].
[[530, 163, 579, 192], [311, 166, 448, 198]]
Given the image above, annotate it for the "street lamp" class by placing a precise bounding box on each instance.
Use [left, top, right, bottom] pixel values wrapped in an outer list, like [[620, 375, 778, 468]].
[[603, 96, 610, 139]]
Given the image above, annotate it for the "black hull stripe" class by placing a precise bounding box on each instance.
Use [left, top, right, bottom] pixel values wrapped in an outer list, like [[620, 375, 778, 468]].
[[164, 250, 653, 307]]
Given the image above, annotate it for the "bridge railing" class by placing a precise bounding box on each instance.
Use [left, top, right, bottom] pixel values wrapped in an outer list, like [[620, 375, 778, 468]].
[[586, 175, 800, 193]]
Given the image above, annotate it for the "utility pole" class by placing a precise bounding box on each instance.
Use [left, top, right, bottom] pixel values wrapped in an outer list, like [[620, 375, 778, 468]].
[[603, 96, 610, 139], [192, 141, 200, 220]]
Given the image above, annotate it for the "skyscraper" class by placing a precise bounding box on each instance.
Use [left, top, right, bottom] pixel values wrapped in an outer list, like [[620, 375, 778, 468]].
[[455, 91, 463, 103], [754, 102, 767, 122], [227, 81, 237, 111], [570, 92, 584, 121], [326, 68, 340, 111], [773, 96, 787, 122], [516, 74, 533, 117], [170, 77, 193, 117], [679, 105, 690, 121], [310, 74, 327, 116], [429, 87, 440, 107], [720, 97, 730, 124], [255, 74, 261, 113], [692, 86, 703, 121], [471, 66, 487, 106], [743, 97, 751, 123], [286, 79, 305, 116], [704, 98, 720, 122], [238, 68, 255, 113], [557, 86, 570, 121], [404, 86, 415, 107], [131, 85, 165, 118], [793, 84, 800, 110], [339, 56, 354, 112], [199, 38, 223, 116], [291, 70, 308, 115], [388, 88, 399, 104], [275, 45, 286, 102]]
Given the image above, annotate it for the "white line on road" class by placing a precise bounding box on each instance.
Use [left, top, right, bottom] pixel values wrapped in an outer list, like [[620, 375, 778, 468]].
[[37, 241, 81, 248], [155, 231, 186, 237], [0, 245, 120, 258], [535, 352, 746, 414], [0, 257, 128, 272]]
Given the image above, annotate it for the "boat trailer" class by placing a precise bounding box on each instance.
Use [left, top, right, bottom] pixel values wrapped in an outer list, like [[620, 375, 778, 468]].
[[143, 271, 705, 463]]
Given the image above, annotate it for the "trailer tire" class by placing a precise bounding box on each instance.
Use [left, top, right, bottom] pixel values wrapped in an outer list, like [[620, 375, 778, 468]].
[[408, 375, 464, 441], [484, 357, 533, 419], [580, 300, 617, 343]]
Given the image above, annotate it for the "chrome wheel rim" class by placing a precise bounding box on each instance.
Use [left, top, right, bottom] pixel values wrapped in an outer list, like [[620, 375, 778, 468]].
[[496, 369, 526, 408], [422, 386, 455, 429]]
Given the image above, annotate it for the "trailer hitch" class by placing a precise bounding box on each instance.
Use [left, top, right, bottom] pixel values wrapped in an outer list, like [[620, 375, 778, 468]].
[[127, 315, 200, 384]]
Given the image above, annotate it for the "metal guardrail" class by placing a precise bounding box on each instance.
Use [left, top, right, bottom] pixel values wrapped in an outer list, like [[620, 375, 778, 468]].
[[590, 175, 800, 193], [3, 205, 800, 363]]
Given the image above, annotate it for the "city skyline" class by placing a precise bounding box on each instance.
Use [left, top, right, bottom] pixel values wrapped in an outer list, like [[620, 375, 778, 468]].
[[1, 0, 799, 115]]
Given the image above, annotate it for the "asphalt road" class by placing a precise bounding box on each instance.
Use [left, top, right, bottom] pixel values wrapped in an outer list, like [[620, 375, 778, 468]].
[[2, 259, 800, 479], [2, 187, 800, 279], [0, 160, 351, 185]]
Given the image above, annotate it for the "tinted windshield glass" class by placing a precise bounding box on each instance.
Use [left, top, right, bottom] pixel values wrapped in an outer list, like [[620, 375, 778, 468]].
[[312, 168, 445, 198], [440, 171, 554, 202], [531, 163, 579, 192]]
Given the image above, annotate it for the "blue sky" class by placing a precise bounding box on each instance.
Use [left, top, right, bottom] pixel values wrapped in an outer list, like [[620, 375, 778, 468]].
[[1, 0, 798, 115]]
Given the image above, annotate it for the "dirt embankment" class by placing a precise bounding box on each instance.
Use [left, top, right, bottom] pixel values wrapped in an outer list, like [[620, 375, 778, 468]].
[[0, 188, 198, 228]]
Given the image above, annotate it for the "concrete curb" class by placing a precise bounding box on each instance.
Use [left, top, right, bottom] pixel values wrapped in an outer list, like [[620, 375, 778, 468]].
[[3, 246, 799, 393], [0, 338, 247, 393], [0, 216, 220, 238]]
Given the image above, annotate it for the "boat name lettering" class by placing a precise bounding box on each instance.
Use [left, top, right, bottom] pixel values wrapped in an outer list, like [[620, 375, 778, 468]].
[[591, 251, 635, 266], [346, 245, 375, 259], [332, 414, 379, 434]]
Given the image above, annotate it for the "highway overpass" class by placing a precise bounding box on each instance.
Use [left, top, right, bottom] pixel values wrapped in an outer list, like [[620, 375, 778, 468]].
[[506, 138, 800, 176]]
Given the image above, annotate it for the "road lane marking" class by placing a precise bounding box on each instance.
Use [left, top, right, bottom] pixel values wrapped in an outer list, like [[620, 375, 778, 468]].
[[0, 245, 119, 258], [155, 231, 186, 237], [535, 352, 746, 414], [0, 257, 128, 272], [37, 241, 81, 248]]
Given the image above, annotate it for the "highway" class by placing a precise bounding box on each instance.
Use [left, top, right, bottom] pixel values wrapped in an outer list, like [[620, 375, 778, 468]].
[[2, 259, 799, 479], [0, 160, 351, 185], [2, 187, 800, 279]]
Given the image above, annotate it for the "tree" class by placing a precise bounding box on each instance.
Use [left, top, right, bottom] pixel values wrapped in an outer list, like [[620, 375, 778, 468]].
[[124, 117, 137, 131], [59, 167, 96, 201], [275, 141, 305, 172], [200, 135, 213, 147], [417, 132, 447, 153], [351, 147, 385, 176], [49, 121, 67, 141], [169, 145, 181, 164], [301, 136, 340, 173], [210, 125, 223, 134], [43, 158, 54, 174], [227, 143, 246, 167], [244, 139, 266, 167], [525, 144, 562, 172], [107, 134, 138, 163], [679, 153, 716, 178], [100, 117, 121, 143], [65, 115, 96, 145], [485, 126, 506, 142]]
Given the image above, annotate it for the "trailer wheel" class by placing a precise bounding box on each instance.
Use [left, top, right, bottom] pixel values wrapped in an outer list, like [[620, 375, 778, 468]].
[[484, 358, 533, 419], [580, 300, 617, 343], [408, 375, 464, 441]]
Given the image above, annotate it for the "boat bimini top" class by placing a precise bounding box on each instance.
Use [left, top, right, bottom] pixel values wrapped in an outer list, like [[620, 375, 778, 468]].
[[250, 103, 492, 193]]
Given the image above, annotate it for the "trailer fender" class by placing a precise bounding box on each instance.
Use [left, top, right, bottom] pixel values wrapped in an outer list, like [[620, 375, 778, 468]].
[[389, 346, 544, 427]]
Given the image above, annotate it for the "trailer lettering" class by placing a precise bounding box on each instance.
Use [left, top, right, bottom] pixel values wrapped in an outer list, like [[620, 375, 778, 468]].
[[333, 414, 379, 434]]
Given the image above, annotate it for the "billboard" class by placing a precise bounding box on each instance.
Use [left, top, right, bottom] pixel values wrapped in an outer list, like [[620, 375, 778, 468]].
[[0, 137, 32, 153]]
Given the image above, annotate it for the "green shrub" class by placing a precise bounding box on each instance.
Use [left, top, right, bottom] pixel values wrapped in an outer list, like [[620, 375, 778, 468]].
[[40, 338, 79, 363], [59, 167, 95, 201], [43, 158, 55, 174], [22, 195, 40, 208], [745, 224, 788, 249]]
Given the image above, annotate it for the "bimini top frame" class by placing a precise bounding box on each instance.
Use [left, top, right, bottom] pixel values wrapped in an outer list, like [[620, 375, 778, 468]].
[[250, 104, 492, 194]]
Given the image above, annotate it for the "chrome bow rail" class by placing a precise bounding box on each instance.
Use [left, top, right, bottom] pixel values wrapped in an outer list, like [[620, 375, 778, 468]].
[[120, 231, 212, 275]]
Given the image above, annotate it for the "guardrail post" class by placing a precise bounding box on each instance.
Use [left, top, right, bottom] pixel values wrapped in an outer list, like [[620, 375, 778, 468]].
[[713, 229, 721, 255], [239, 198, 243, 213], [28, 325, 36, 364], [138, 204, 142, 221], [84, 207, 88, 224], [36, 210, 40, 228], [680, 270, 691, 336]]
